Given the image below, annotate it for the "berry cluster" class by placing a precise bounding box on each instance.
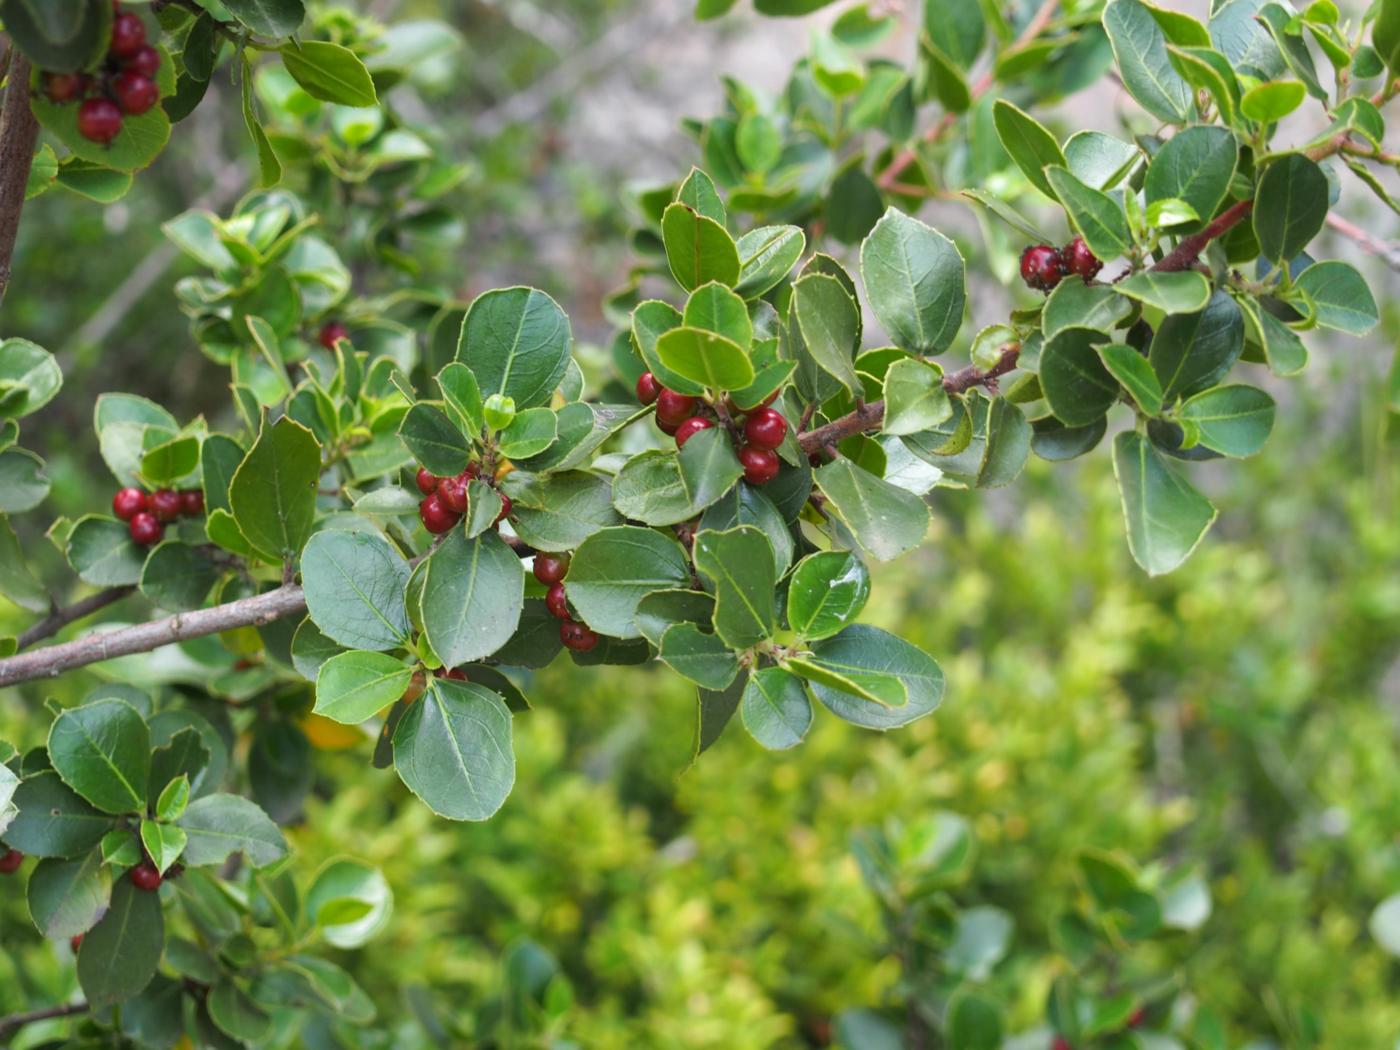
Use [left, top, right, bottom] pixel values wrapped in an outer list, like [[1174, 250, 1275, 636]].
[[415, 464, 512, 534], [113, 486, 204, 546], [1019, 235, 1102, 292], [636, 372, 787, 485], [533, 552, 599, 653], [40, 6, 160, 145]]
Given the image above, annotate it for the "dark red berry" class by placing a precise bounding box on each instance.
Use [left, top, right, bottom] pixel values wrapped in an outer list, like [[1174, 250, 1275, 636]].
[[109, 11, 147, 58], [41, 71, 85, 104], [111, 71, 157, 116], [559, 619, 598, 652], [128, 861, 162, 892], [112, 487, 147, 521], [125, 44, 161, 79], [545, 583, 570, 619], [319, 321, 350, 349], [436, 667, 468, 681], [738, 445, 780, 485], [179, 489, 204, 516], [636, 372, 660, 405], [494, 493, 512, 524], [1051, 1039, 1072, 1050], [674, 416, 714, 448], [129, 512, 163, 546], [1127, 1007, 1145, 1029], [437, 474, 468, 514], [743, 407, 788, 451], [70, 934, 83, 952], [656, 415, 681, 436], [415, 468, 440, 495], [1019, 244, 1065, 292], [419, 494, 459, 534], [0, 848, 22, 874], [656, 389, 698, 426], [150, 489, 181, 522], [76, 97, 122, 144], [1063, 236, 1103, 280], [533, 553, 570, 585]]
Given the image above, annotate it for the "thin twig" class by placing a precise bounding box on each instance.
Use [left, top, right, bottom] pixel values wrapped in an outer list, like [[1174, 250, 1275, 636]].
[[1325, 211, 1400, 271], [17, 587, 135, 652], [0, 1001, 90, 1040], [0, 54, 39, 303]]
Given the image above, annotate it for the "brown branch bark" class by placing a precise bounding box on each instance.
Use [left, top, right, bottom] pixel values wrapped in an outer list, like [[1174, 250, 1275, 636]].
[[0, 1001, 90, 1040], [797, 346, 1020, 455], [0, 54, 39, 303], [0, 585, 307, 688], [17, 586, 135, 652]]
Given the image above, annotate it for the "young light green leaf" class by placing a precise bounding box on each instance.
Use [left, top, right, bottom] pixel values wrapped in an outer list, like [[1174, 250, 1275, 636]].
[[741, 667, 813, 750], [1098, 343, 1164, 415], [656, 326, 756, 390], [315, 651, 414, 725], [882, 357, 952, 435], [280, 41, 378, 107]]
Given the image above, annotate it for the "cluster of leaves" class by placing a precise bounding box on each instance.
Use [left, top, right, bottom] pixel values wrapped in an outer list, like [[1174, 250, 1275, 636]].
[[0, 688, 396, 1044]]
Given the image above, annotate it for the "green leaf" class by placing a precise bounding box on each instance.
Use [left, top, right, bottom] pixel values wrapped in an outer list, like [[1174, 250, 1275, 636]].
[[27, 851, 111, 938], [1166, 45, 1242, 127], [813, 458, 930, 561], [497, 407, 558, 460], [1178, 383, 1275, 456], [693, 526, 777, 649], [300, 529, 412, 651], [793, 272, 862, 394], [0, 0, 110, 72], [1375, 0, 1400, 74], [457, 287, 573, 410], [436, 362, 484, 437], [1040, 328, 1120, 427], [140, 541, 220, 612], [503, 470, 621, 552], [306, 858, 393, 948], [139, 435, 199, 488], [280, 41, 378, 106], [947, 989, 1004, 1050], [1149, 290, 1244, 401], [1143, 126, 1237, 229], [787, 551, 871, 641], [229, 416, 320, 564], [2, 772, 112, 857], [315, 651, 414, 725], [1241, 79, 1307, 121], [565, 526, 691, 638], [1044, 166, 1131, 258], [0, 515, 47, 612], [658, 623, 741, 690], [209, 982, 273, 1044], [860, 208, 966, 355], [1115, 270, 1212, 313], [1293, 260, 1379, 335], [798, 624, 944, 729], [1238, 293, 1308, 376], [177, 793, 288, 868], [992, 100, 1066, 200], [677, 167, 726, 223], [683, 281, 753, 347], [49, 699, 150, 815], [735, 225, 806, 298], [881, 358, 952, 436], [1064, 131, 1143, 191], [140, 819, 187, 874], [77, 879, 164, 1006], [155, 775, 190, 823], [740, 667, 813, 750], [0, 447, 51, 513], [662, 202, 741, 291], [418, 530, 524, 666], [1253, 153, 1329, 263], [611, 429, 744, 526], [0, 338, 62, 420], [392, 679, 515, 821], [398, 403, 472, 476], [632, 300, 702, 397], [1112, 430, 1217, 574], [221, 0, 305, 36], [1098, 343, 1163, 415], [656, 326, 756, 390], [1104, 0, 1194, 122], [1043, 281, 1133, 341], [66, 515, 145, 586]]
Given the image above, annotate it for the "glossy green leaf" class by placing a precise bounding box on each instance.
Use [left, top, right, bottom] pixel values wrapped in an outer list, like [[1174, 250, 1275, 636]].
[[565, 526, 691, 639], [693, 526, 777, 649], [860, 208, 966, 355], [1241, 79, 1306, 121], [1041, 328, 1119, 426], [503, 470, 622, 552], [741, 667, 813, 750], [177, 793, 288, 868], [300, 530, 412, 651], [882, 357, 952, 435], [1045, 166, 1130, 258], [1115, 270, 1212, 313], [813, 458, 930, 561], [662, 203, 741, 291], [658, 623, 741, 689], [793, 272, 862, 393], [992, 100, 1066, 200], [392, 679, 514, 821], [2, 772, 111, 857], [66, 516, 145, 586], [418, 530, 524, 667], [77, 879, 163, 1006], [1113, 430, 1217, 574], [1143, 126, 1237, 228], [229, 416, 320, 564], [222, 0, 304, 36], [1149, 290, 1244, 401], [398, 402, 472, 477], [315, 651, 414, 725], [0, 338, 62, 420], [1253, 153, 1328, 263], [27, 851, 111, 938], [798, 624, 944, 729], [1098, 344, 1163, 415], [1293, 260, 1379, 335], [787, 550, 871, 641], [457, 287, 573, 409], [656, 326, 756, 390], [1104, 0, 1194, 121], [1179, 383, 1275, 456], [735, 225, 806, 298], [49, 699, 149, 815]]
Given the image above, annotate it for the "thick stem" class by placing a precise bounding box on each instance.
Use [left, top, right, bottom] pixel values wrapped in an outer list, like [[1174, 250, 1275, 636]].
[[0, 54, 39, 303], [17, 587, 135, 651], [0, 1002, 90, 1040], [0, 585, 307, 688], [1151, 199, 1253, 272]]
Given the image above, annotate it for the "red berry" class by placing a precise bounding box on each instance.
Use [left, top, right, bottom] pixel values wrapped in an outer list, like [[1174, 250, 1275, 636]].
[[738, 445, 780, 485], [1127, 1007, 1145, 1029], [76, 97, 122, 144], [1051, 1039, 1072, 1050], [636, 372, 660, 405], [319, 321, 350, 349], [1063, 236, 1103, 280], [1019, 244, 1065, 292], [656, 389, 698, 426], [419, 494, 459, 534], [415, 467, 440, 495], [150, 489, 182, 522], [545, 583, 570, 619], [109, 11, 147, 58], [559, 619, 598, 652], [674, 416, 714, 448], [111, 71, 157, 116], [112, 487, 148, 521], [128, 861, 162, 892], [129, 512, 163, 546], [0, 848, 22, 874], [70, 934, 83, 952], [41, 71, 85, 104], [437, 474, 468, 514], [125, 44, 161, 78], [743, 407, 788, 451], [533, 553, 570, 585], [494, 493, 512, 524], [656, 416, 681, 436], [179, 489, 204, 516], [436, 667, 468, 681]]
